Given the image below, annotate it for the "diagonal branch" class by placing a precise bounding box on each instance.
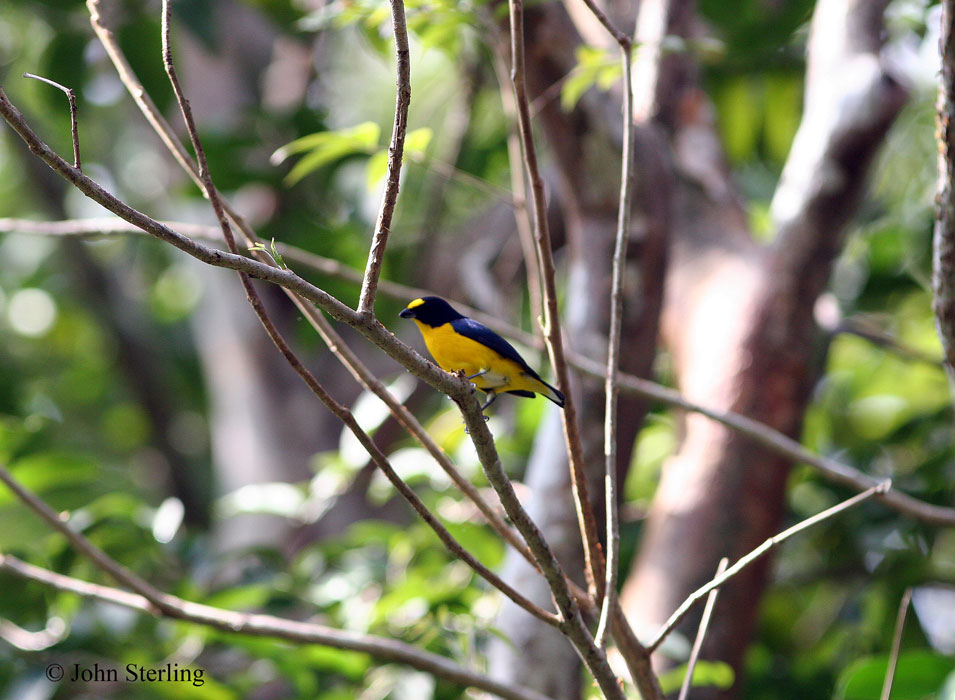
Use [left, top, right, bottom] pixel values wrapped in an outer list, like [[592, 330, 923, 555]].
[[0, 555, 551, 700], [646, 480, 892, 653], [676, 558, 727, 700]]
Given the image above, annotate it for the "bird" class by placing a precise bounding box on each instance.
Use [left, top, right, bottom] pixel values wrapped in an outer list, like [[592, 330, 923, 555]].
[[399, 296, 565, 411]]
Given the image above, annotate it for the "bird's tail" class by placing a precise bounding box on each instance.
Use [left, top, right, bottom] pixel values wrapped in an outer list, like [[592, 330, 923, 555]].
[[538, 378, 565, 408]]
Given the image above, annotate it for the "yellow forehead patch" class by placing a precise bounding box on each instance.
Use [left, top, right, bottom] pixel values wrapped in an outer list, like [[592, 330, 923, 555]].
[[407, 298, 425, 309]]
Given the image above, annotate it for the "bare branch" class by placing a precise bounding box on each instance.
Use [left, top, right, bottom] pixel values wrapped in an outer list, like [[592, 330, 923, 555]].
[[572, 0, 632, 47], [677, 558, 727, 700], [22, 73, 81, 170], [593, 26, 636, 652], [646, 480, 892, 653], [0, 461, 174, 612], [0, 553, 553, 700], [491, 50, 542, 327], [357, 0, 411, 316], [0, 613, 67, 651], [507, 0, 605, 606], [880, 587, 913, 700]]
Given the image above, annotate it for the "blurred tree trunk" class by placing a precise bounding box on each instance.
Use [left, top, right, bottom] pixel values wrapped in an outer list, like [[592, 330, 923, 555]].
[[487, 0, 906, 696], [620, 0, 907, 696]]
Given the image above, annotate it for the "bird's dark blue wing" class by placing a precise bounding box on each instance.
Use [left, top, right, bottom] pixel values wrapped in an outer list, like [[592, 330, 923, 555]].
[[449, 317, 537, 374]]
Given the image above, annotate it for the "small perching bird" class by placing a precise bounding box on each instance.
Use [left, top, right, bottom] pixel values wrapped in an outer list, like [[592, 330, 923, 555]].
[[399, 296, 565, 411]]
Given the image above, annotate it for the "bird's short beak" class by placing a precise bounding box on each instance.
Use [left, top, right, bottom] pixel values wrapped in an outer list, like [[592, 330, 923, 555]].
[[398, 308, 414, 319]]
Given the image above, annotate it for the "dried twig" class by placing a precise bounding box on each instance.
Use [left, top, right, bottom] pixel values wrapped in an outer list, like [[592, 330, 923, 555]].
[[647, 480, 892, 653], [677, 558, 728, 700], [880, 587, 912, 700], [357, 0, 411, 316], [22, 73, 80, 170]]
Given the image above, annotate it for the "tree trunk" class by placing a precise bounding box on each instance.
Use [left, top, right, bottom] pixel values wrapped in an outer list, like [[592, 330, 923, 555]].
[[620, 0, 907, 695]]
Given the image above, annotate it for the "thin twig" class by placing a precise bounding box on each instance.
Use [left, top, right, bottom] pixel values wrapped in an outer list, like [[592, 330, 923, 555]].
[[677, 558, 728, 700], [357, 0, 411, 316], [880, 587, 912, 700], [22, 73, 81, 170], [574, 0, 633, 45], [646, 480, 892, 653], [508, 0, 605, 605], [491, 49, 543, 328], [593, 26, 636, 651], [0, 552, 551, 700], [836, 319, 944, 368], [161, 0, 238, 259]]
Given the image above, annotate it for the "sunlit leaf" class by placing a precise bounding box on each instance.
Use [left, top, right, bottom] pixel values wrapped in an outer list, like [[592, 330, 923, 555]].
[[272, 122, 382, 185], [366, 149, 390, 190], [836, 650, 955, 700], [405, 127, 433, 155], [658, 661, 735, 694]]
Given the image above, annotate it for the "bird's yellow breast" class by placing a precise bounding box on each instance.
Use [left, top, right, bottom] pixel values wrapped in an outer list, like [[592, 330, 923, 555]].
[[414, 320, 532, 393]]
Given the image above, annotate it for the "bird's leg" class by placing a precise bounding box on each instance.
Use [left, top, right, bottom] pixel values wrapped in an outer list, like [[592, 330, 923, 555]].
[[466, 369, 488, 381], [480, 390, 497, 412]]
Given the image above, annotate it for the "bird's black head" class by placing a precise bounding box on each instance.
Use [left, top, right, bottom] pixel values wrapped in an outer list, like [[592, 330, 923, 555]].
[[399, 296, 464, 327]]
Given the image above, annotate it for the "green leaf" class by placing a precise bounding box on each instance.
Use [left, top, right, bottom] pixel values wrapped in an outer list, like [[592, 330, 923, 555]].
[[836, 650, 955, 700], [366, 149, 390, 191], [202, 584, 273, 612], [561, 45, 618, 111], [272, 122, 382, 185], [404, 127, 433, 155], [716, 77, 762, 162], [658, 661, 735, 694]]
